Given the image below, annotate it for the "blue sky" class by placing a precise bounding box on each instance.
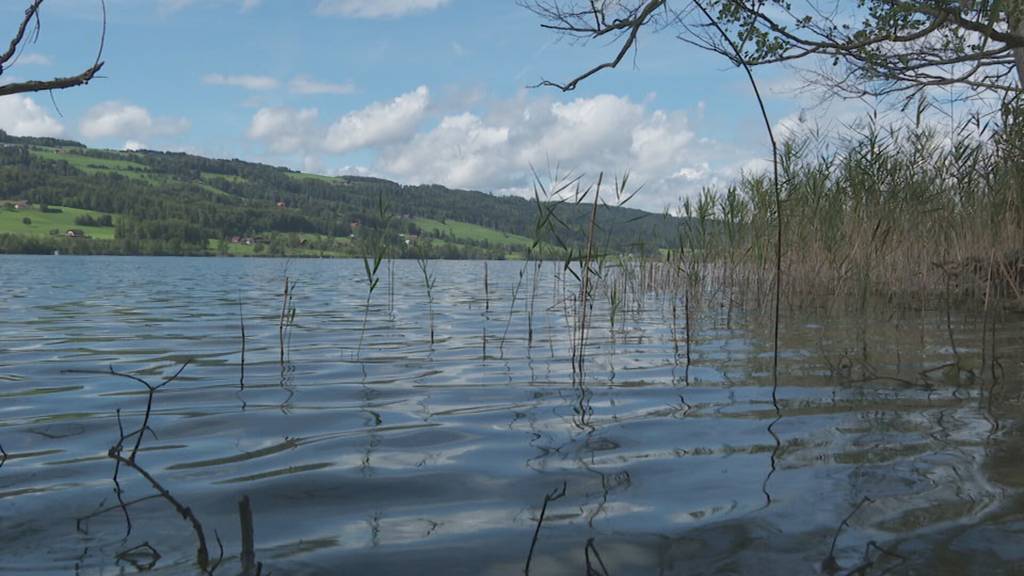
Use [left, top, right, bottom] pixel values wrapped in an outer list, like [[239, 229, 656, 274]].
[[0, 0, 845, 211]]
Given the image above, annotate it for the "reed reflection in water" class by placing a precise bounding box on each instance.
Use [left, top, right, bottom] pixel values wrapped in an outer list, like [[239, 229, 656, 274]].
[[0, 255, 1022, 575]]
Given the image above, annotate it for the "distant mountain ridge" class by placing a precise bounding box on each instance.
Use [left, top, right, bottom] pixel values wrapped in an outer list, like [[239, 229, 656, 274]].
[[0, 130, 684, 257]]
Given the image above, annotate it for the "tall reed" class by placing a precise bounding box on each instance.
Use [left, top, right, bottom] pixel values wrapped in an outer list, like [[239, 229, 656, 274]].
[[416, 254, 436, 345], [664, 106, 1023, 314], [357, 192, 393, 358], [278, 276, 296, 365]]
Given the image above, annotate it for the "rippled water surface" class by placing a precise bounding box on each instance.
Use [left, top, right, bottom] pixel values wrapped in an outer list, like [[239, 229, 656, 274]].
[[2, 255, 1023, 575]]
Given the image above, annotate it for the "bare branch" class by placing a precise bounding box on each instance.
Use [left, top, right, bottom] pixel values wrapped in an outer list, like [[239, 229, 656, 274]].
[[525, 0, 666, 91], [0, 0, 106, 97], [0, 0, 43, 68], [524, 1, 1024, 103], [64, 360, 193, 461]]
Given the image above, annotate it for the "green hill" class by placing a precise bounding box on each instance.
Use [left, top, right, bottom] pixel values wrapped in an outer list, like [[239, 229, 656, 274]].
[[0, 130, 685, 258]]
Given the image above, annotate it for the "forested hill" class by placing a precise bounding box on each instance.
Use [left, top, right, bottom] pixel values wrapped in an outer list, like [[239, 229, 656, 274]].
[[0, 130, 684, 258]]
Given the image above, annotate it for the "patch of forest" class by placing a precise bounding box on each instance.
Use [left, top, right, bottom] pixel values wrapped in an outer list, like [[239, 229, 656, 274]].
[[0, 131, 682, 258]]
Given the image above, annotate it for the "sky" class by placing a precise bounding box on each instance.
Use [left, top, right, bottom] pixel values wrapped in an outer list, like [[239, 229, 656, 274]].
[[0, 0, 862, 212]]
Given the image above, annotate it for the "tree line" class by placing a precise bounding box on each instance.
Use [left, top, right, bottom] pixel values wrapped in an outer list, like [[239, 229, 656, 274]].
[[0, 134, 683, 257]]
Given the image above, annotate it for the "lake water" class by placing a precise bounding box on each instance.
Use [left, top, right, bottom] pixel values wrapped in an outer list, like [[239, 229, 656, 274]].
[[1, 255, 1022, 575]]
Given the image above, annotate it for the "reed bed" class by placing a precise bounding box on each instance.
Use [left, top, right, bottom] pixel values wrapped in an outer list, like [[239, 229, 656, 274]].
[[632, 108, 1024, 316], [508, 105, 1024, 383]]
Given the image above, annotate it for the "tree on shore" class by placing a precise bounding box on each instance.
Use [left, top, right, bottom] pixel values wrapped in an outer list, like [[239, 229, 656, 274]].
[[521, 1, 1024, 103]]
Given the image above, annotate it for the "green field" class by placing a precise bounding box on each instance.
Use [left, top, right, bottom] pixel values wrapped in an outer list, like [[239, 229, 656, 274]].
[[209, 239, 256, 256], [0, 205, 116, 239], [29, 148, 154, 181], [414, 218, 535, 248], [194, 181, 232, 197], [5, 145, 552, 259], [285, 172, 340, 183], [29, 148, 242, 193], [201, 172, 248, 184]]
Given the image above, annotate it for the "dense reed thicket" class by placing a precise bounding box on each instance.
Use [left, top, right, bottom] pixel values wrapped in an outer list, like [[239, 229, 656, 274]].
[[665, 104, 1024, 314]]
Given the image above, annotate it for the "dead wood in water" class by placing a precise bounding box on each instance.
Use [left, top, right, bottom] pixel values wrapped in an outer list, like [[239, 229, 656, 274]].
[[239, 495, 261, 576], [65, 361, 229, 575], [820, 496, 904, 575], [822, 496, 874, 573], [524, 480, 567, 575], [115, 541, 161, 572], [109, 447, 223, 575], [584, 537, 611, 576], [65, 361, 191, 462]]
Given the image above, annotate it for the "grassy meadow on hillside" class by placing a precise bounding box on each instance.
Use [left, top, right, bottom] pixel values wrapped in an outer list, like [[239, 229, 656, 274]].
[[0, 204, 115, 239], [0, 135, 681, 259]]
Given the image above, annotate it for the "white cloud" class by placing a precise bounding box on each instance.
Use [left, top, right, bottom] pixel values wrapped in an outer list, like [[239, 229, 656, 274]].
[[302, 155, 321, 173], [244, 88, 756, 211], [248, 107, 320, 153], [315, 0, 450, 18], [79, 102, 190, 140], [739, 157, 773, 176], [203, 73, 278, 90], [382, 112, 510, 189], [289, 75, 355, 95], [773, 110, 807, 140], [517, 95, 646, 167], [323, 85, 428, 153], [247, 87, 427, 155], [81, 103, 150, 139], [325, 164, 376, 178], [15, 53, 51, 66], [159, 0, 195, 12], [124, 140, 146, 151], [377, 93, 714, 210], [160, 0, 260, 13], [672, 163, 710, 182], [0, 95, 64, 137]]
